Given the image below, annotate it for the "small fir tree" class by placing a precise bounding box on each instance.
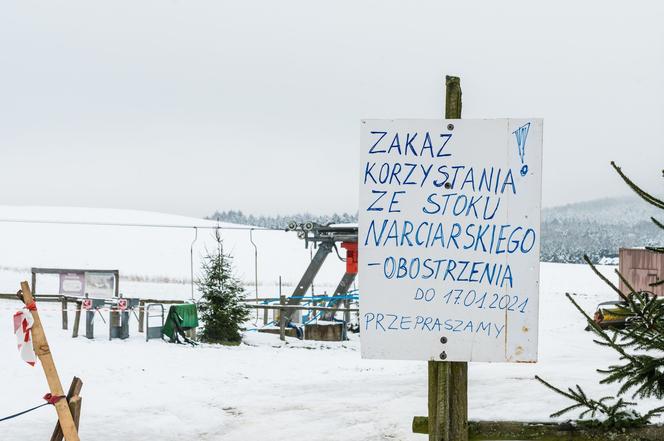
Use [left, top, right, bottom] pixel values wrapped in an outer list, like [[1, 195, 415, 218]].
[[197, 233, 250, 344], [537, 162, 664, 428]]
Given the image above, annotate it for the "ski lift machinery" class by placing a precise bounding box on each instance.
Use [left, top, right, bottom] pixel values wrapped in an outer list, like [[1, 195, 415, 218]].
[[283, 222, 358, 323]]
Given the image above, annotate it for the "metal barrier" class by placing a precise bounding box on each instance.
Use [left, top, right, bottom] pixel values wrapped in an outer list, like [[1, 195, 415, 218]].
[[145, 303, 165, 342]]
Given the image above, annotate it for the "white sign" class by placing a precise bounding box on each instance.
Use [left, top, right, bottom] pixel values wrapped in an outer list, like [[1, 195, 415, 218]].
[[85, 272, 116, 298], [359, 119, 542, 362], [59, 272, 85, 296]]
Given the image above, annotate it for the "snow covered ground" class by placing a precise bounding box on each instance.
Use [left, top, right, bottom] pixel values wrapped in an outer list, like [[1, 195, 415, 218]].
[[0, 207, 660, 440], [2, 262, 661, 441]]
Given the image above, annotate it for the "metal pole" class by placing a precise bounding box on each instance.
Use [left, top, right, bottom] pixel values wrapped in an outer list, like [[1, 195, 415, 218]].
[[190, 227, 198, 301], [249, 229, 259, 321], [310, 246, 315, 296], [279, 276, 285, 341], [114, 271, 119, 298]]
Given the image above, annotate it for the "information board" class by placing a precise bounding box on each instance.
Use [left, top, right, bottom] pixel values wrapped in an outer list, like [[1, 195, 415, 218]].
[[359, 119, 543, 362], [85, 272, 116, 298]]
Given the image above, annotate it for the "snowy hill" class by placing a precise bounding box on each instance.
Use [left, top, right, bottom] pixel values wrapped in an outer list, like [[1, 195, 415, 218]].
[[0, 206, 346, 299]]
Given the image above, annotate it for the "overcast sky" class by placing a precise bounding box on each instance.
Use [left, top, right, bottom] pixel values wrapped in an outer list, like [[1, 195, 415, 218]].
[[1, 1, 662, 218]]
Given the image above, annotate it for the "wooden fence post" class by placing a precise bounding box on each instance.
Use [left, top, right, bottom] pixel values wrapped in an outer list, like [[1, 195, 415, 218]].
[[20, 281, 80, 441], [61, 296, 68, 330], [426, 75, 468, 441], [279, 295, 286, 341], [71, 301, 82, 338]]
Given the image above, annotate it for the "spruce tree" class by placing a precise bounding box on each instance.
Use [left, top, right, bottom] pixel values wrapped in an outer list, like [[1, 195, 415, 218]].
[[197, 232, 250, 344], [537, 162, 664, 428]]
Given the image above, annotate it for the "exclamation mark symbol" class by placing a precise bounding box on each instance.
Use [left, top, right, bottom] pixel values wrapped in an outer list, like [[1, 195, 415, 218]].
[[513, 122, 531, 177]]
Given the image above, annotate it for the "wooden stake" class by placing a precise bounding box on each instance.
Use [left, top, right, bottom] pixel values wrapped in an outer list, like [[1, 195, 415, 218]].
[[20, 281, 80, 441], [69, 396, 82, 431], [51, 377, 83, 441], [51, 397, 82, 441], [426, 75, 468, 441]]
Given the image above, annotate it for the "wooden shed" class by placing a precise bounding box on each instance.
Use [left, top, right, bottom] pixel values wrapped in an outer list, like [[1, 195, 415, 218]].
[[618, 248, 664, 296]]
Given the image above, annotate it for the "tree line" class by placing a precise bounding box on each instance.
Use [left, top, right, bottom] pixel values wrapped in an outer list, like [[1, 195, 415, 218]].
[[208, 196, 663, 264]]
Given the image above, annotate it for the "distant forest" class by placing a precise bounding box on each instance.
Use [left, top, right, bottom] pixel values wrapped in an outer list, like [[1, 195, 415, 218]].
[[539, 197, 662, 264], [208, 197, 663, 264], [208, 210, 357, 229]]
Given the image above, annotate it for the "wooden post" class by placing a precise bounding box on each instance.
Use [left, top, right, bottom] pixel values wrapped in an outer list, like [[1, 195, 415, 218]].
[[413, 418, 664, 440], [448, 361, 468, 440], [51, 400, 83, 441], [72, 301, 82, 338], [279, 294, 286, 341], [445, 75, 462, 122], [20, 281, 80, 441], [51, 377, 83, 441], [428, 361, 449, 440], [426, 75, 468, 441], [69, 396, 82, 431], [445, 75, 468, 441], [263, 305, 268, 326], [61, 296, 68, 330]]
